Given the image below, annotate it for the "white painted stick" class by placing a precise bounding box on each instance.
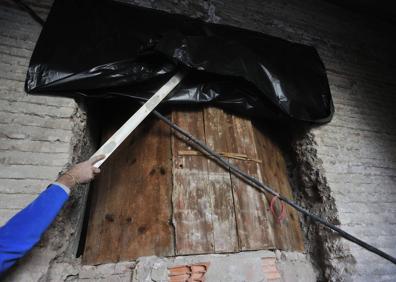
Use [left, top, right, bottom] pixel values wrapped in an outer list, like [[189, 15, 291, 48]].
[[91, 72, 184, 168]]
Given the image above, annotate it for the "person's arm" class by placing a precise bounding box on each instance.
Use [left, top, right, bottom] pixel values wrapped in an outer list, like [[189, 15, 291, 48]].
[[0, 155, 104, 273]]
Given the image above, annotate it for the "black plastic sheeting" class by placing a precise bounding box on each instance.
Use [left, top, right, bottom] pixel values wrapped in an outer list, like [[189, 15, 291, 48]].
[[26, 0, 334, 123]]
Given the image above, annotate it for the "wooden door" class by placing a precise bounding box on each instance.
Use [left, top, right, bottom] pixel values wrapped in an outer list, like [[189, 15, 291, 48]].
[[83, 102, 303, 265]]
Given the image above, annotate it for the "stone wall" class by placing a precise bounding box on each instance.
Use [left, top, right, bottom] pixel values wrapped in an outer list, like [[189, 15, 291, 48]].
[[0, 0, 395, 281]]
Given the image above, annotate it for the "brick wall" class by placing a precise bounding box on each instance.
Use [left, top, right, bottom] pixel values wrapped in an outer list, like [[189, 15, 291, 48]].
[[0, 0, 76, 225], [313, 76, 396, 280]]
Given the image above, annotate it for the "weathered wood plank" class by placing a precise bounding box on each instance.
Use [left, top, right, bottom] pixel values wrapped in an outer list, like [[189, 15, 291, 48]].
[[203, 107, 239, 252], [83, 103, 174, 264], [228, 115, 275, 251], [172, 108, 215, 255], [118, 116, 174, 260], [83, 113, 125, 264], [253, 127, 304, 251]]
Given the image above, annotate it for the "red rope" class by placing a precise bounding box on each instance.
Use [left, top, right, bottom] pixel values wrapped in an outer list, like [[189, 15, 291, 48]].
[[269, 196, 286, 224]]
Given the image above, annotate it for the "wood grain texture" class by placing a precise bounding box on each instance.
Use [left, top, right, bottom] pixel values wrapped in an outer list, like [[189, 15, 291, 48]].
[[203, 107, 239, 252], [83, 104, 174, 264], [83, 104, 303, 264], [83, 115, 123, 264], [171, 109, 215, 255], [227, 114, 275, 251], [253, 127, 304, 251]]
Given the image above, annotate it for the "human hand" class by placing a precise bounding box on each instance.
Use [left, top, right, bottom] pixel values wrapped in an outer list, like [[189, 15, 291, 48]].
[[56, 155, 106, 189]]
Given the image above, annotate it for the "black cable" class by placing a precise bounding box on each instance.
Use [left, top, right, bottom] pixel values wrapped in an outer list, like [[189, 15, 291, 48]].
[[150, 109, 396, 265], [11, 0, 45, 26], [17, 0, 396, 266]]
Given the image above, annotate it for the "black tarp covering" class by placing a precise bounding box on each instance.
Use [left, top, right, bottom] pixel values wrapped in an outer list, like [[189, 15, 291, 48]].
[[26, 0, 334, 123]]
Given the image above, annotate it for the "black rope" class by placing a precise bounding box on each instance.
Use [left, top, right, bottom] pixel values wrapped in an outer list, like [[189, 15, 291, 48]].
[[151, 109, 396, 265], [17, 0, 396, 266]]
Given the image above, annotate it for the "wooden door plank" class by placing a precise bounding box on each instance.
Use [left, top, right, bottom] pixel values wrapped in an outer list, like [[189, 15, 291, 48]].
[[253, 127, 304, 251], [228, 115, 275, 251], [83, 104, 174, 264], [171, 109, 215, 255], [203, 107, 239, 253], [83, 111, 126, 264], [119, 117, 174, 260]]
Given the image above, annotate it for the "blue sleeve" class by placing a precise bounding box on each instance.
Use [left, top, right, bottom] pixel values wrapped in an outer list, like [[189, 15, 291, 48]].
[[0, 184, 69, 273]]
